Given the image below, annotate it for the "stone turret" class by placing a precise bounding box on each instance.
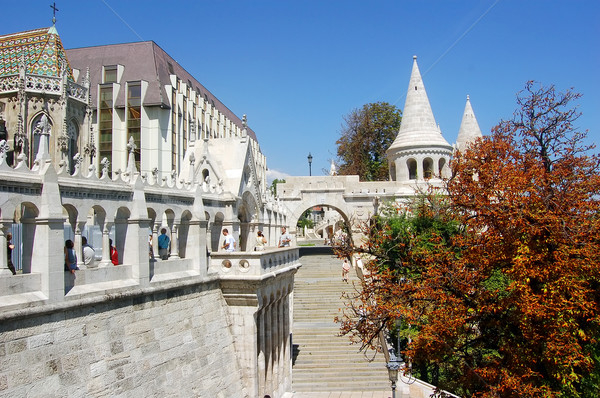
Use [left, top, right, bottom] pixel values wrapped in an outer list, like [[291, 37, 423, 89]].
[[387, 56, 453, 182], [455, 95, 483, 152]]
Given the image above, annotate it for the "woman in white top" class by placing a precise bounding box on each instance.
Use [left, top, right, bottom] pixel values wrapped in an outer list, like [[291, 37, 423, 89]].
[[255, 230, 267, 251]]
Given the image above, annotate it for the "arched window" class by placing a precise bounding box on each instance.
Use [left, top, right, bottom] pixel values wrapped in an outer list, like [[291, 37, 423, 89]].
[[202, 169, 210, 182], [423, 158, 433, 179], [67, 120, 79, 174], [438, 158, 447, 178], [29, 113, 52, 167], [407, 159, 417, 180]]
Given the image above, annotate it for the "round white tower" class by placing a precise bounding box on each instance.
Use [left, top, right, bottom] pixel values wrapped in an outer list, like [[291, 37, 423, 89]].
[[386, 56, 453, 182]]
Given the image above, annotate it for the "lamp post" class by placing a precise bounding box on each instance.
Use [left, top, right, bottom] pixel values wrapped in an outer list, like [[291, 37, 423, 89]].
[[386, 357, 400, 398], [307, 152, 313, 176]]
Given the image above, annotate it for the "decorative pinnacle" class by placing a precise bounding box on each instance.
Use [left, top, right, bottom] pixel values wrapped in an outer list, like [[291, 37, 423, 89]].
[[50, 2, 59, 25]]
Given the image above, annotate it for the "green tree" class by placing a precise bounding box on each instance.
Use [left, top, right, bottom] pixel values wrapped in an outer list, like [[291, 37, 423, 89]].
[[269, 178, 285, 196], [336, 102, 401, 181]]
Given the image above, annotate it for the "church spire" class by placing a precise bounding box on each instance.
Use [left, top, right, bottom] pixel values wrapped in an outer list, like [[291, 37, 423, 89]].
[[456, 95, 482, 151], [387, 56, 451, 152]]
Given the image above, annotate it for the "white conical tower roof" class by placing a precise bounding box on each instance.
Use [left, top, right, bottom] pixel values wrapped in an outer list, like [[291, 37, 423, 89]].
[[456, 95, 482, 151], [388, 56, 452, 152]]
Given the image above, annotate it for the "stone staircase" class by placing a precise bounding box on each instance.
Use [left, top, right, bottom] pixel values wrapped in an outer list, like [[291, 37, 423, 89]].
[[291, 249, 392, 392]]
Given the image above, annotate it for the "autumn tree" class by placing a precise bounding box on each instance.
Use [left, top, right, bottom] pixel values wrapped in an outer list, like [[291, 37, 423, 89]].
[[336, 102, 401, 181], [336, 82, 600, 397]]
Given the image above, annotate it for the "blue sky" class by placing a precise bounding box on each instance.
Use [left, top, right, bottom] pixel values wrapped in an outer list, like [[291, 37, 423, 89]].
[[4, 1, 599, 180]]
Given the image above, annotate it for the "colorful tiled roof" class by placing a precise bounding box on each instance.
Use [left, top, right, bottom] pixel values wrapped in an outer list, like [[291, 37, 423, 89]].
[[0, 26, 73, 80]]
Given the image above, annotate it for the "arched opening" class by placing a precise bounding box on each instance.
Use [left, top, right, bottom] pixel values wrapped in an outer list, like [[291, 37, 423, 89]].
[[438, 158, 447, 178], [178, 210, 192, 258], [423, 158, 433, 180], [67, 119, 79, 174], [295, 204, 349, 246], [389, 161, 396, 181], [19, 203, 40, 274], [407, 158, 417, 180], [29, 113, 52, 168], [211, 212, 224, 252], [114, 206, 131, 265]]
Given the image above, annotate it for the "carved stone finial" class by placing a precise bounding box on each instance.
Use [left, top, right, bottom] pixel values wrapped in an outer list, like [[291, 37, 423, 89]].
[[72, 152, 83, 175], [100, 157, 110, 178], [127, 136, 137, 154], [0, 140, 9, 165]]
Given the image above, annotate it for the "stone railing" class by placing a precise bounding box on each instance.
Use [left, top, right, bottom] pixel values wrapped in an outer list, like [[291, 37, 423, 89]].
[[0, 74, 88, 104], [210, 246, 301, 279]]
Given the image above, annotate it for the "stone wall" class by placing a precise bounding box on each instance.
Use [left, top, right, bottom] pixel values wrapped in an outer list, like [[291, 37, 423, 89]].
[[0, 281, 244, 398]]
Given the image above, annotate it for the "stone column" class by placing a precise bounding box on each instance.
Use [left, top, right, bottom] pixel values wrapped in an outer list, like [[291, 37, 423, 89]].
[[169, 224, 180, 259], [98, 223, 113, 267], [152, 222, 160, 259], [74, 222, 84, 268]]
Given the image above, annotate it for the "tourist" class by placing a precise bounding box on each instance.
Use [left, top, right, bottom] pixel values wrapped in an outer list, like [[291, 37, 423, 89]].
[[109, 238, 118, 265], [81, 236, 95, 267], [255, 230, 267, 251], [6, 233, 16, 275], [64, 239, 78, 274], [158, 228, 170, 260], [278, 227, 291, 248], [221, 229, 235, 252], [342, 258, 350, 282]]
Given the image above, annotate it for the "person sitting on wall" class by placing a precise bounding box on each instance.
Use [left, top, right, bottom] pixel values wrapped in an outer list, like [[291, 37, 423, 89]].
[[157, 228, 170, 260], [109, 238, 118, 265], [64, 239, 78, 274], [81, 236, 95, 268], [221, 229, 235, 252]]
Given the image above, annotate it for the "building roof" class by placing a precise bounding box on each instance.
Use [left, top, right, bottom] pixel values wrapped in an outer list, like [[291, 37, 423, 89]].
[[0, 26, 73, 80], [66, 41, 257, 141], [456, 95, 483, 151], [388, 56, 451, 152]]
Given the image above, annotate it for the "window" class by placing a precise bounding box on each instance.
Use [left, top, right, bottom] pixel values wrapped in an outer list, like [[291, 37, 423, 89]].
[[183, 96, 188, 155], [67, 120, 79, 174], [127, 83, 141, 171], [438, 158, 447, 178], [99, 86, 113, 170], [104, 66, 117, 83]]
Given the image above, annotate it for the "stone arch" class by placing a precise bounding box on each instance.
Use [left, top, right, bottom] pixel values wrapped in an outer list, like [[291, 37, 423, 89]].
[[239, 190, 259, 251], [423, 157, 433, 179], [28, 112, 53, 168], [19, 202, 40, 274], [178, 210, 193, 258], [438, 158, 447, 178], [211, 211, 224, 252], [290, 202, 350, 243], [407, 158, 417, 180], [67, 118, 80, 174], [113, 206, 131, 265]]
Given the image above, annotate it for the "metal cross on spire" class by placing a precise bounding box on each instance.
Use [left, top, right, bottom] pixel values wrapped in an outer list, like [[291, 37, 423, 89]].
[[50, 2, 59, 25]]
